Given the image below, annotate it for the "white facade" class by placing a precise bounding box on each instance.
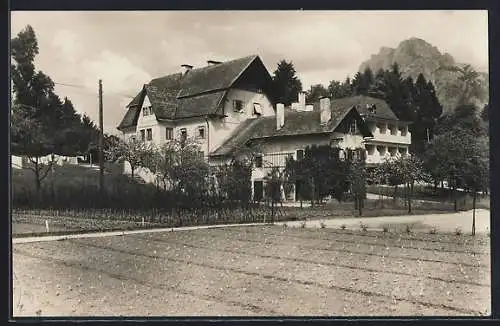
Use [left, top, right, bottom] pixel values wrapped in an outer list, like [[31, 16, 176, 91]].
[[11, 155, 24, 169], [363, 119, 411, 165], [120, 85, 408, 201], [121, 88, 276, 183], [209, 89, 275, 153], [123, 89, 275, 157]]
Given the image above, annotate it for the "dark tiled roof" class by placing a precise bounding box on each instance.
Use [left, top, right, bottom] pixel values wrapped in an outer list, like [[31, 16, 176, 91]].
[[329, 95, 398, 121], [177, 55, 258, 98], [117, 55, 262, 130], [127, 91, 143, 108], [210, 118, 261, 157], [117, 106, 141, 130], [211, 105, 369, 157], [176, 91, 226, 119]]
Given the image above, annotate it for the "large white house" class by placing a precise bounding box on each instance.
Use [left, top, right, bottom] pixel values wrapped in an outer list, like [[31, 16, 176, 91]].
[[117, 55, 411, 201]]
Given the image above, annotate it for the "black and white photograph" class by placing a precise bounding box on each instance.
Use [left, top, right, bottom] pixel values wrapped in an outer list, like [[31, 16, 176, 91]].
[[10, 10, 490, 317]]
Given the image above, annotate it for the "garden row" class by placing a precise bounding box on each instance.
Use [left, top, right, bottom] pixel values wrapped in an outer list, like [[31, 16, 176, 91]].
[[14, 226, 490, 316]]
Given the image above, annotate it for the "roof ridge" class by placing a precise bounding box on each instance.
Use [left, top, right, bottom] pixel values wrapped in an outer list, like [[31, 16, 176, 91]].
[[149, 72, 183, 84], [180, 54, 258, 75]]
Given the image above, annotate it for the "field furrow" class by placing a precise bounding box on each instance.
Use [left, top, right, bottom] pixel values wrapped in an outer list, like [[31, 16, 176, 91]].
[[133, 232, 489, 287]]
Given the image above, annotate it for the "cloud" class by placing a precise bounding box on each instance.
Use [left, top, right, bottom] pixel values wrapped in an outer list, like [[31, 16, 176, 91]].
[[11, 10, 489, 132], [52, 30, 84, 62], [81, 50, 152, 95]]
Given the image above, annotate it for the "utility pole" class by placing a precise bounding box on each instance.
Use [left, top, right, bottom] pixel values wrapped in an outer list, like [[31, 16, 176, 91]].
[[98, 79, 104, 194]]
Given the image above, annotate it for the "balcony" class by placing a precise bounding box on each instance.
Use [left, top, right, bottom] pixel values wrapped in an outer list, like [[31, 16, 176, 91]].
[[365, 144, 410, 165], [367, 123, 411, 145]]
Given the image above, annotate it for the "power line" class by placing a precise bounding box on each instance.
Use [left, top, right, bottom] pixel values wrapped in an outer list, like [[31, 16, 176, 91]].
[[53, 81, 136, 99]]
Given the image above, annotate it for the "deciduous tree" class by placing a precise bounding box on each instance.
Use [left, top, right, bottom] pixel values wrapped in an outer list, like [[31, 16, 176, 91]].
[[105, 136, 156, 179]]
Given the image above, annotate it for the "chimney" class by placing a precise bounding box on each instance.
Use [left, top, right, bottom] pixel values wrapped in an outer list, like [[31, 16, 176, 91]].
[[276, 103, 285, 130], [320, 97, 331, 125], [207, 60, 222, 66], [298, 91, 306, 111], [181, 64, 193, 74]]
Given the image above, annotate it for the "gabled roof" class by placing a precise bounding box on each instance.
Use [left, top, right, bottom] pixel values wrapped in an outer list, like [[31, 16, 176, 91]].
[[211, 104, 372, 157], [117, 55, 269, 130], [177, 55, 258, 98], [329, 95, 399, 121]]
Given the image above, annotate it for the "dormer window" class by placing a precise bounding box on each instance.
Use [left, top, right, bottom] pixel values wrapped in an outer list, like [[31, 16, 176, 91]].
[[253, 103, 263, 116], [368, 104, 376, 115], [233, 100, 244, 112], [143, 106, 153, 116]]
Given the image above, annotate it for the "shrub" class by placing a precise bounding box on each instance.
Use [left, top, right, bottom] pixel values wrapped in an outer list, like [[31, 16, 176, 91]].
[[455, 227, 463, 235], [340, 224, 346, 230], [320, 221, 326, 229], [360, 222, 368, 232], [300, 221, 306, 228], [429, 227, 437, 235]]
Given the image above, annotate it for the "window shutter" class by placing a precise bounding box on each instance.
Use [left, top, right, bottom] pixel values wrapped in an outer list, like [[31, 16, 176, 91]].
[[253, 103, 263, 115]]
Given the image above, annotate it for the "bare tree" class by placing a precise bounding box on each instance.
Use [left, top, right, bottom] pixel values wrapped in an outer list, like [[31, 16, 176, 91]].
[[105, 136, 156, 179]]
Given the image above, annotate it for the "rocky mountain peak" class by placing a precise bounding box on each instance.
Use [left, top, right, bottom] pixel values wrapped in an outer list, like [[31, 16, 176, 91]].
[[358, 37, 488, 113]]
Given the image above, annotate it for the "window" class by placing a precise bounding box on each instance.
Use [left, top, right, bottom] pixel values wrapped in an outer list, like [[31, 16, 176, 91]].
[[339, 149, 346, 161], [253, 103, 263, 116], [400, 126, 407, 136], [357, 149, 366, 161], [140, 129, 145, 141], [165, 127, 173, 140], [180, 128, 187, 142], [198, 151, 205, 159], [349, 120, 357, 134], [368, 104, 376, 115], [296, 149, 304, 161], [347, 149, 353, 160], [143, 106, 152, 116], [197, 126, 206, 139], [146, 128, 152, 141], [254, 155, 263, 168], [233, 100, 244, 112]]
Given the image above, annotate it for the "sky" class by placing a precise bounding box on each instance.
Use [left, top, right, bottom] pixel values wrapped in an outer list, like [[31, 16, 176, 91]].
[[11, 10, 488, 134]]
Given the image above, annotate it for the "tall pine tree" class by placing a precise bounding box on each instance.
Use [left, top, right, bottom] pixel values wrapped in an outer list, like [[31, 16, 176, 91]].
[[272, 60, 303, 106], [368, 63, 414, 121]]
